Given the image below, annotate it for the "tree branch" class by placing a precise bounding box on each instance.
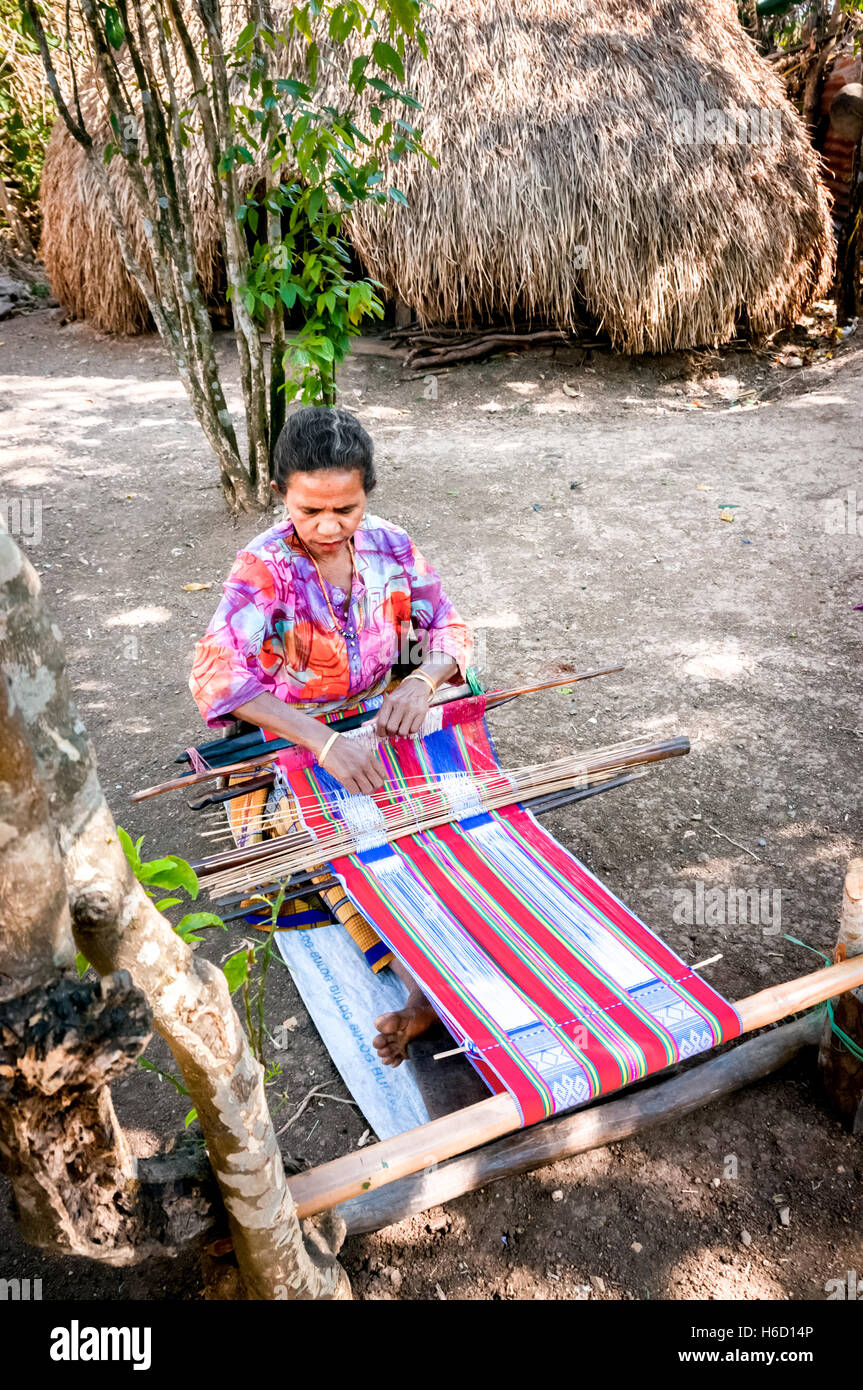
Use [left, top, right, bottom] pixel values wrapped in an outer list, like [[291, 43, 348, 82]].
[[0, 532, 348, 1299]]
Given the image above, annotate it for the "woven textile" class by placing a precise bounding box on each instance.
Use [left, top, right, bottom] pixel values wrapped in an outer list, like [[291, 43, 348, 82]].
[[281, 707, 742, 1126]]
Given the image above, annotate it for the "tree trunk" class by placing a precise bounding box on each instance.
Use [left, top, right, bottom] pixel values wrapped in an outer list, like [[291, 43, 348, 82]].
[[21, 0, 257, 516], [0, 663, 160, 1262], [834, 140, 862, 325], [0, 530, 349, 1299]]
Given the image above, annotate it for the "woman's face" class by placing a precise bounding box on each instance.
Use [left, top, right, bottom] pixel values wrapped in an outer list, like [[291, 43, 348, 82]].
[[278, 469, 367, 560]]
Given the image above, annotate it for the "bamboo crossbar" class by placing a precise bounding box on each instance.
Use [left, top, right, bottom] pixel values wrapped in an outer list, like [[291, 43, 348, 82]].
[[285, 955, 863, 1219]]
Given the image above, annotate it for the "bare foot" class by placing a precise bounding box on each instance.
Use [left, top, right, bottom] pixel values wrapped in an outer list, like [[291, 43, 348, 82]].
[[373, 992, 437, 1067]]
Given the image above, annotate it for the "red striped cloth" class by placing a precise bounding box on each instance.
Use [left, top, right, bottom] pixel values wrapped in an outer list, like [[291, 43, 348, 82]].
[[282, 708, 741, 1125]]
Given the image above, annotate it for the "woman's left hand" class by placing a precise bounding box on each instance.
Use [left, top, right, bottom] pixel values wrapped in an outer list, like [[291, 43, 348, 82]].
[[376, 678, 432, 739]]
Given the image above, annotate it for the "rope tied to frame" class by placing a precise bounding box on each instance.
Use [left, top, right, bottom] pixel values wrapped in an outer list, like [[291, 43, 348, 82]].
[[784, 934, 863, 1064]]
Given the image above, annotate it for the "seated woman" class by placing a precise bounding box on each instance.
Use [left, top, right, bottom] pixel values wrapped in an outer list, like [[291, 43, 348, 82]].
[[190, 405, 472, 1066]]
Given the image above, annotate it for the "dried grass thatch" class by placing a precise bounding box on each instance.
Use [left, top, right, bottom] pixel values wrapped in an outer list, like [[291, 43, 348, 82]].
[[39, 0, 834, 349], [39, 58, 225, 334]]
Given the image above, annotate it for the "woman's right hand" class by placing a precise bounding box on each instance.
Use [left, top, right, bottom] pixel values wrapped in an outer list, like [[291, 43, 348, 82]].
[[318, 734, 386, 795]]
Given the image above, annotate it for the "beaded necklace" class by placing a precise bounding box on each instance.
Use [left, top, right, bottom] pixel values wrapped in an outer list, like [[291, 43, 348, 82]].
[[296, 535, 363, 636]]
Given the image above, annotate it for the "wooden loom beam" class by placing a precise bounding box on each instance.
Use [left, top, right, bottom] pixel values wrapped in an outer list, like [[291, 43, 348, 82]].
[[286, 955, 863, 1219], [336, 1012, 822, 1235]]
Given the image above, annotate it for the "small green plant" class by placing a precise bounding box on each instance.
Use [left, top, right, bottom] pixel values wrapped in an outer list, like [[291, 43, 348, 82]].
[[77, 830, 295, 1112], [82, 829, 229, 1126], [221, 884, 289, 1063], [115, 826, 226, 943]]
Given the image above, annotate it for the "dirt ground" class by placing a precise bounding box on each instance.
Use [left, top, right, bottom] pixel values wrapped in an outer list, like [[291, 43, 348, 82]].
[[1, 306, 861, 1301]]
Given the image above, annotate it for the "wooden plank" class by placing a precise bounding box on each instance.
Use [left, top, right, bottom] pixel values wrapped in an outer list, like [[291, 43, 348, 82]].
[[336, 1011, 821, 1236], [287, 955, 863, 1218]]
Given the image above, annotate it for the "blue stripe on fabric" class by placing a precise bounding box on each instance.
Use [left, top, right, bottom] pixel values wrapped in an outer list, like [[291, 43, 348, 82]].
[[365, 940, 393, 966]]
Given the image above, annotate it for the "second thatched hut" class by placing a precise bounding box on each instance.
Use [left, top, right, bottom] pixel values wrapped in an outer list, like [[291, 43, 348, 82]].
[[40, 0, 834, 352]]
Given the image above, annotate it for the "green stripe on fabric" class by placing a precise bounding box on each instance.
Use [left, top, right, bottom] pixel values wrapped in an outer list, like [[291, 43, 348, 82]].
[[348, 849, 556, 1118], [417, 831, 611, 1090], [495, 811, 726, 1048]]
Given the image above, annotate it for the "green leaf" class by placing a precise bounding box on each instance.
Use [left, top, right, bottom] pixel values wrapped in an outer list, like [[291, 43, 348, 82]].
[[365, 76, 397, 99], [117, 825, 142, 876], [235, 20, 256, 46], [139, 855, 199, 897], [372, 40, 405, 82], [174, 912, 226, 944], [279, 282, 300, 309], [388, 186, 408, 207], [307, 334, 335, 361], [350, 54, 370, 86], [389, 0, 418, 34], [293, 5, 313, 41], [307, 41, 319, 84], [103, 6, 125, 49], [275, 78, 310, 100], [154, 896, 183, 911], [184, 1108, 198, 1129], [223, 947, 253, 994], [75, 951, 90, 978]]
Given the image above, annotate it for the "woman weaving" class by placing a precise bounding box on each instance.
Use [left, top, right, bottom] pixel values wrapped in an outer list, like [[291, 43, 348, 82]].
[[190, 406, 472, 1066]]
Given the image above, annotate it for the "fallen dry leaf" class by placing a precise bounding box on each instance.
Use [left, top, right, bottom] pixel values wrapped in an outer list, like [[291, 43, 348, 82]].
[[183, 582, 212, 591]]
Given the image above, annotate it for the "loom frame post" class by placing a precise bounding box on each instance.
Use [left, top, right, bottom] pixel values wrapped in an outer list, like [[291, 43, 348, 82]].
[[335, 1011, 822, 1236], [818, 858, 863, 1131]]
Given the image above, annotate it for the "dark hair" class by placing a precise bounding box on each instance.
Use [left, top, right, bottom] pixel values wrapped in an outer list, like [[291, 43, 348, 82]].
[[273, 407, 376, 494]]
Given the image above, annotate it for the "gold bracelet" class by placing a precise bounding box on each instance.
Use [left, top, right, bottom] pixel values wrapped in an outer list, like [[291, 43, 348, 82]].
[[317, 730, 341, 768], [402, 669, 437, 698]]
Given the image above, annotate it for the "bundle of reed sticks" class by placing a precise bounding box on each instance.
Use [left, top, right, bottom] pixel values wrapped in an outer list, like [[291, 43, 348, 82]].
[[197, 734, 689, 899]]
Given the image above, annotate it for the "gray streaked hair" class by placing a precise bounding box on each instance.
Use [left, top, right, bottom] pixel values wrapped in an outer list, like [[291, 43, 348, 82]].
[[273, 407, 376, 493]]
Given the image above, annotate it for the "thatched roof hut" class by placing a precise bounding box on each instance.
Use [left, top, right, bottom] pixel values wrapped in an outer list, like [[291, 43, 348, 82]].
[[40, 0, 834, 350]]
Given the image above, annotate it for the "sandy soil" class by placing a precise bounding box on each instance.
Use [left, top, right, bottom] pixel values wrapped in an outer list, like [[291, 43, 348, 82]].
[[0, 307, 861, 1301]]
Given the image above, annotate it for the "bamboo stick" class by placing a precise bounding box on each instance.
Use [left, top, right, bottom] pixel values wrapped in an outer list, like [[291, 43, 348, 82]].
[[285, 955, 863, 1219], [131, 667, 623, 803]]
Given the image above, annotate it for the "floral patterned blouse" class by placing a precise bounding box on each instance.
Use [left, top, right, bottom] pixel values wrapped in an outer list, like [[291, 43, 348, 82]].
[[189, 513, 472, 728]]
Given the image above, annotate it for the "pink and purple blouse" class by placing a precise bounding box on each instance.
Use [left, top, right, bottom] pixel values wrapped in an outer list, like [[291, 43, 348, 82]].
[[190, 513, 472, 728]]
